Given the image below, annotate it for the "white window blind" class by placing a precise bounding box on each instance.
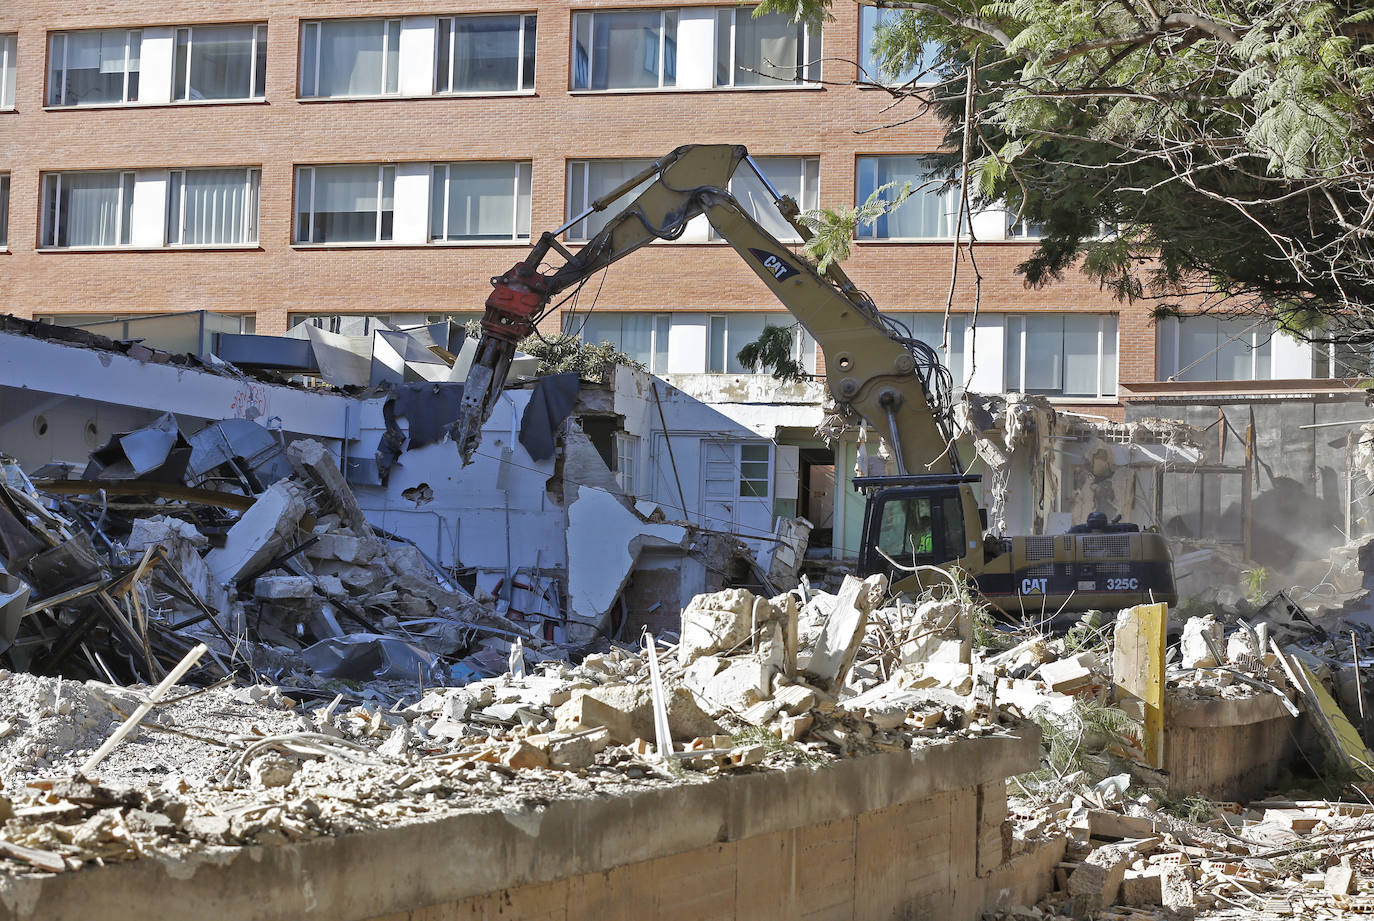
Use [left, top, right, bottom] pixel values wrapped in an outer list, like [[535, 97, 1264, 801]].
[[167, 168, 261, 245], [715, 6, 818, 86], [856, 156, 958, 239], [430, 162, 532, 241], [296, 164, 396, 243], [300, 19, 401, 97], [1, 34, 16, 109], [173, 24, 267, 101], [42, 171, 135, 247], [437, 14, 536, 93], [49, 30, 142, 105]]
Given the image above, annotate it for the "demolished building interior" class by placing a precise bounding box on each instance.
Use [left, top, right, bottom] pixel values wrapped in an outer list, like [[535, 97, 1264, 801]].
[[3, 313, 1374, 919]]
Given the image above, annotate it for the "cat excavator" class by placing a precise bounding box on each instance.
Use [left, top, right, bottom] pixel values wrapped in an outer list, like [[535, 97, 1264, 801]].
[[454, 144, 1176, 618]]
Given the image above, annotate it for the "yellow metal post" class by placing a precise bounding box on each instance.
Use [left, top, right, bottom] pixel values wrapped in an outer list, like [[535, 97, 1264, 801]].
[[1113, 603, 1167, 768]]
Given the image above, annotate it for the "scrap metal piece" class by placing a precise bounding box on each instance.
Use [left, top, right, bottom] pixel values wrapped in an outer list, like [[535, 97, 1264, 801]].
[[83, 412, 191, 483], [187, 418, 293, 493]]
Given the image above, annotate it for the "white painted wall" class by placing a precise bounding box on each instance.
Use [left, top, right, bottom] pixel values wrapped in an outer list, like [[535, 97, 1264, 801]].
[[139, 28, 175, 105], [130, 170, 168, 247], [1271, 329, 1312, 378], [399, 17, 436, 96], [392, 162, 431, 244], [964, 313, 1005, 392], [676, 9, 716, 89]]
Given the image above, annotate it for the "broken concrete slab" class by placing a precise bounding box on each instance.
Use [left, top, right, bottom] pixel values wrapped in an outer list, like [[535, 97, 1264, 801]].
[[677, 589, 759, 666], [1181, 614, 1224, 668], [565, 486, 688, 639], [205, 479, 309, 585], [699, 659, 773, 714], [253, 576, 315, 600], [287, 439, 374, 539], [1036, 652, 1099, 694], [567, 683, 720, 743], [804, 574, 887, 688]]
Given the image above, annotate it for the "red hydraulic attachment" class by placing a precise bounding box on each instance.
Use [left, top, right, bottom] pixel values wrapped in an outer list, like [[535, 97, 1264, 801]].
[[453, 261, 554, 464], [481, 260, 551, 343]]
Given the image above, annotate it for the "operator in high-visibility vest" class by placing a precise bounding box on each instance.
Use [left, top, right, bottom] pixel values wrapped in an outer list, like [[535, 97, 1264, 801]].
[[914, 515, 933, 555]]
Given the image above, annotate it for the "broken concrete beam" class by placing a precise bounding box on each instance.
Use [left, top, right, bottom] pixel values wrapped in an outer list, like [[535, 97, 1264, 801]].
[[677, 588, 760, 666], [1087, 809, 1156, 841], [804, 574, 887, 688], [253, 575, 315, 600], [287, 439, 374, 538], [205, 479, 310, 584]]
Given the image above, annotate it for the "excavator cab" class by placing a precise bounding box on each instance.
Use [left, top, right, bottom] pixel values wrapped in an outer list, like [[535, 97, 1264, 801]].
[[854, 475, 984, 594]]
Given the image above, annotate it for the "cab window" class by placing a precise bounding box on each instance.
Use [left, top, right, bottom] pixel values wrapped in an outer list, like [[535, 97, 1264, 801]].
[[876, 496, 935, 561], [940, 494, 966, 559]]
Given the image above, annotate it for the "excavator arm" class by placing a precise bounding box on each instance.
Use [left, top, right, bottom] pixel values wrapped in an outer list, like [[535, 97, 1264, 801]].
[[455, 144, 960, 477]]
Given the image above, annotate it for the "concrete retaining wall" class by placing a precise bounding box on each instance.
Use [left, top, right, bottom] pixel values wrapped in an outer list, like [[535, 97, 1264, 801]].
[[1164, 693, 1299, 800], [0, 728, 1052, 921]]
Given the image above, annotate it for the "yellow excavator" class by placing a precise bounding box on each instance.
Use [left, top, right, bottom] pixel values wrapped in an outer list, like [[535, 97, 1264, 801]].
[[454, 145, 1176, 618]]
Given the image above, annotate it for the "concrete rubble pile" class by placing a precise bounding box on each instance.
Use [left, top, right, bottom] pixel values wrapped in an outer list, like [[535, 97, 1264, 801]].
[[0, 575, 1029, 878], [977, 602, 1374, 919], [0, 439, 545, 696]]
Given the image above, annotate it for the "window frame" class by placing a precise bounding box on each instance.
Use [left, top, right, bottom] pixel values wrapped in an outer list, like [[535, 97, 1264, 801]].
[[436, 13, 537, 94], [172, 23, 268, 103], [857, 7, 938, 87], [566, 310, 672, 374], [1004, 312, 1118, 399], [570, 9, 678, 91], [294, 164, 398, 245], [299, 18, 403, 99], [1155, 315, 1273, 383], [854, 155, 960, 241], [706, 312, 815, 375], [1, 33, 16, 110], [615, 432, 638, 495], [564, 158, 657, 241], [0, 173, 9, 247], [48, 29, 143, 107], [165, 167, 262, 247], [709, 155, 819, 243], [714, 5, 819, 88], [40, 170, 138, 249], [429, 161, 533, 243]]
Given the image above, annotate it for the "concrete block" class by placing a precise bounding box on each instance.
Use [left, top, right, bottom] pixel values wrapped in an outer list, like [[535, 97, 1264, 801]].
[[305, 533, 378, 565], [1181, 614, 1223, 668], [253, 576, 315, 600], [701, 659, 773, 714], [1325, 864, 1354, 895], [1037, 653, 1098, 693], [1119, 870, 1163, 906], [1067, 843, 1133, 913], [558, 684, 720, 743], [1159, 866, 1195, 911], [1087, 809, 1156, 840], [677, 589, 758, 666], [287, 438, 373, 537], [554, 695, 634, 744], [773, 684, 816, 716], [502, 739, 550, 770], [549, 729, 610, 771]]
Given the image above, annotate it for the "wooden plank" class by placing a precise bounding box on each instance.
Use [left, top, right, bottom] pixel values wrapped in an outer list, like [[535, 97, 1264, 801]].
[[33, 479, 255, 510], [1113, 602, 1166, 768]]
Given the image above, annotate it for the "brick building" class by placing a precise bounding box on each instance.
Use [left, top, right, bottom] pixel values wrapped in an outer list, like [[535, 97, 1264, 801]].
[[0, 1, 1358, 557]]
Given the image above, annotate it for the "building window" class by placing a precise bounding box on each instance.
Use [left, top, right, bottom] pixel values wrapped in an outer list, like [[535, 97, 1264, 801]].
[[438, 14, 536, 93], [738, 443, 771, 497], [571, 10, 677, 90], [290, 313, 480, 335], [430, 162, 532, 242], [173, 24, 267, 101], [708, 312, 816, 374], [1, 34, 16, 109], [1155, 315, 1271, 382], [0, 174, 8, 247], [295, 165, 396, 244], [572, 312, 672, 373], [1005, 314, 1118, 398], [889, 313, 966, 388], [712, 156, 818, 243], [716, 6, 818, 87], [856, 156, 959, 239], [859, 8, 938, 85], [48, 30, 142, 106], [300, 19, 401, 98], [566, 159, 655, 240], [615, 433, 638, 495], [1006, 215, 1045, 239], [167, 168, 261, 245], [41, 171, 136, 248]]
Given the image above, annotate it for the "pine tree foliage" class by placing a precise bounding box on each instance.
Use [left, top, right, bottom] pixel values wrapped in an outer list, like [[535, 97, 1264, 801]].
[[757, 0, 1374, 345]]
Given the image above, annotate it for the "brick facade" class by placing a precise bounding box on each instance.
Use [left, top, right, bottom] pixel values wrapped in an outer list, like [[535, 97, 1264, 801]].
[[0, 0, 1162, 418]]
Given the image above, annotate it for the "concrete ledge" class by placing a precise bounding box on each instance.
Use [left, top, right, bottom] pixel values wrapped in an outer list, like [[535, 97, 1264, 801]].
[[0, 726, 1040, 921], [1166, 691, 1293, 728]]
